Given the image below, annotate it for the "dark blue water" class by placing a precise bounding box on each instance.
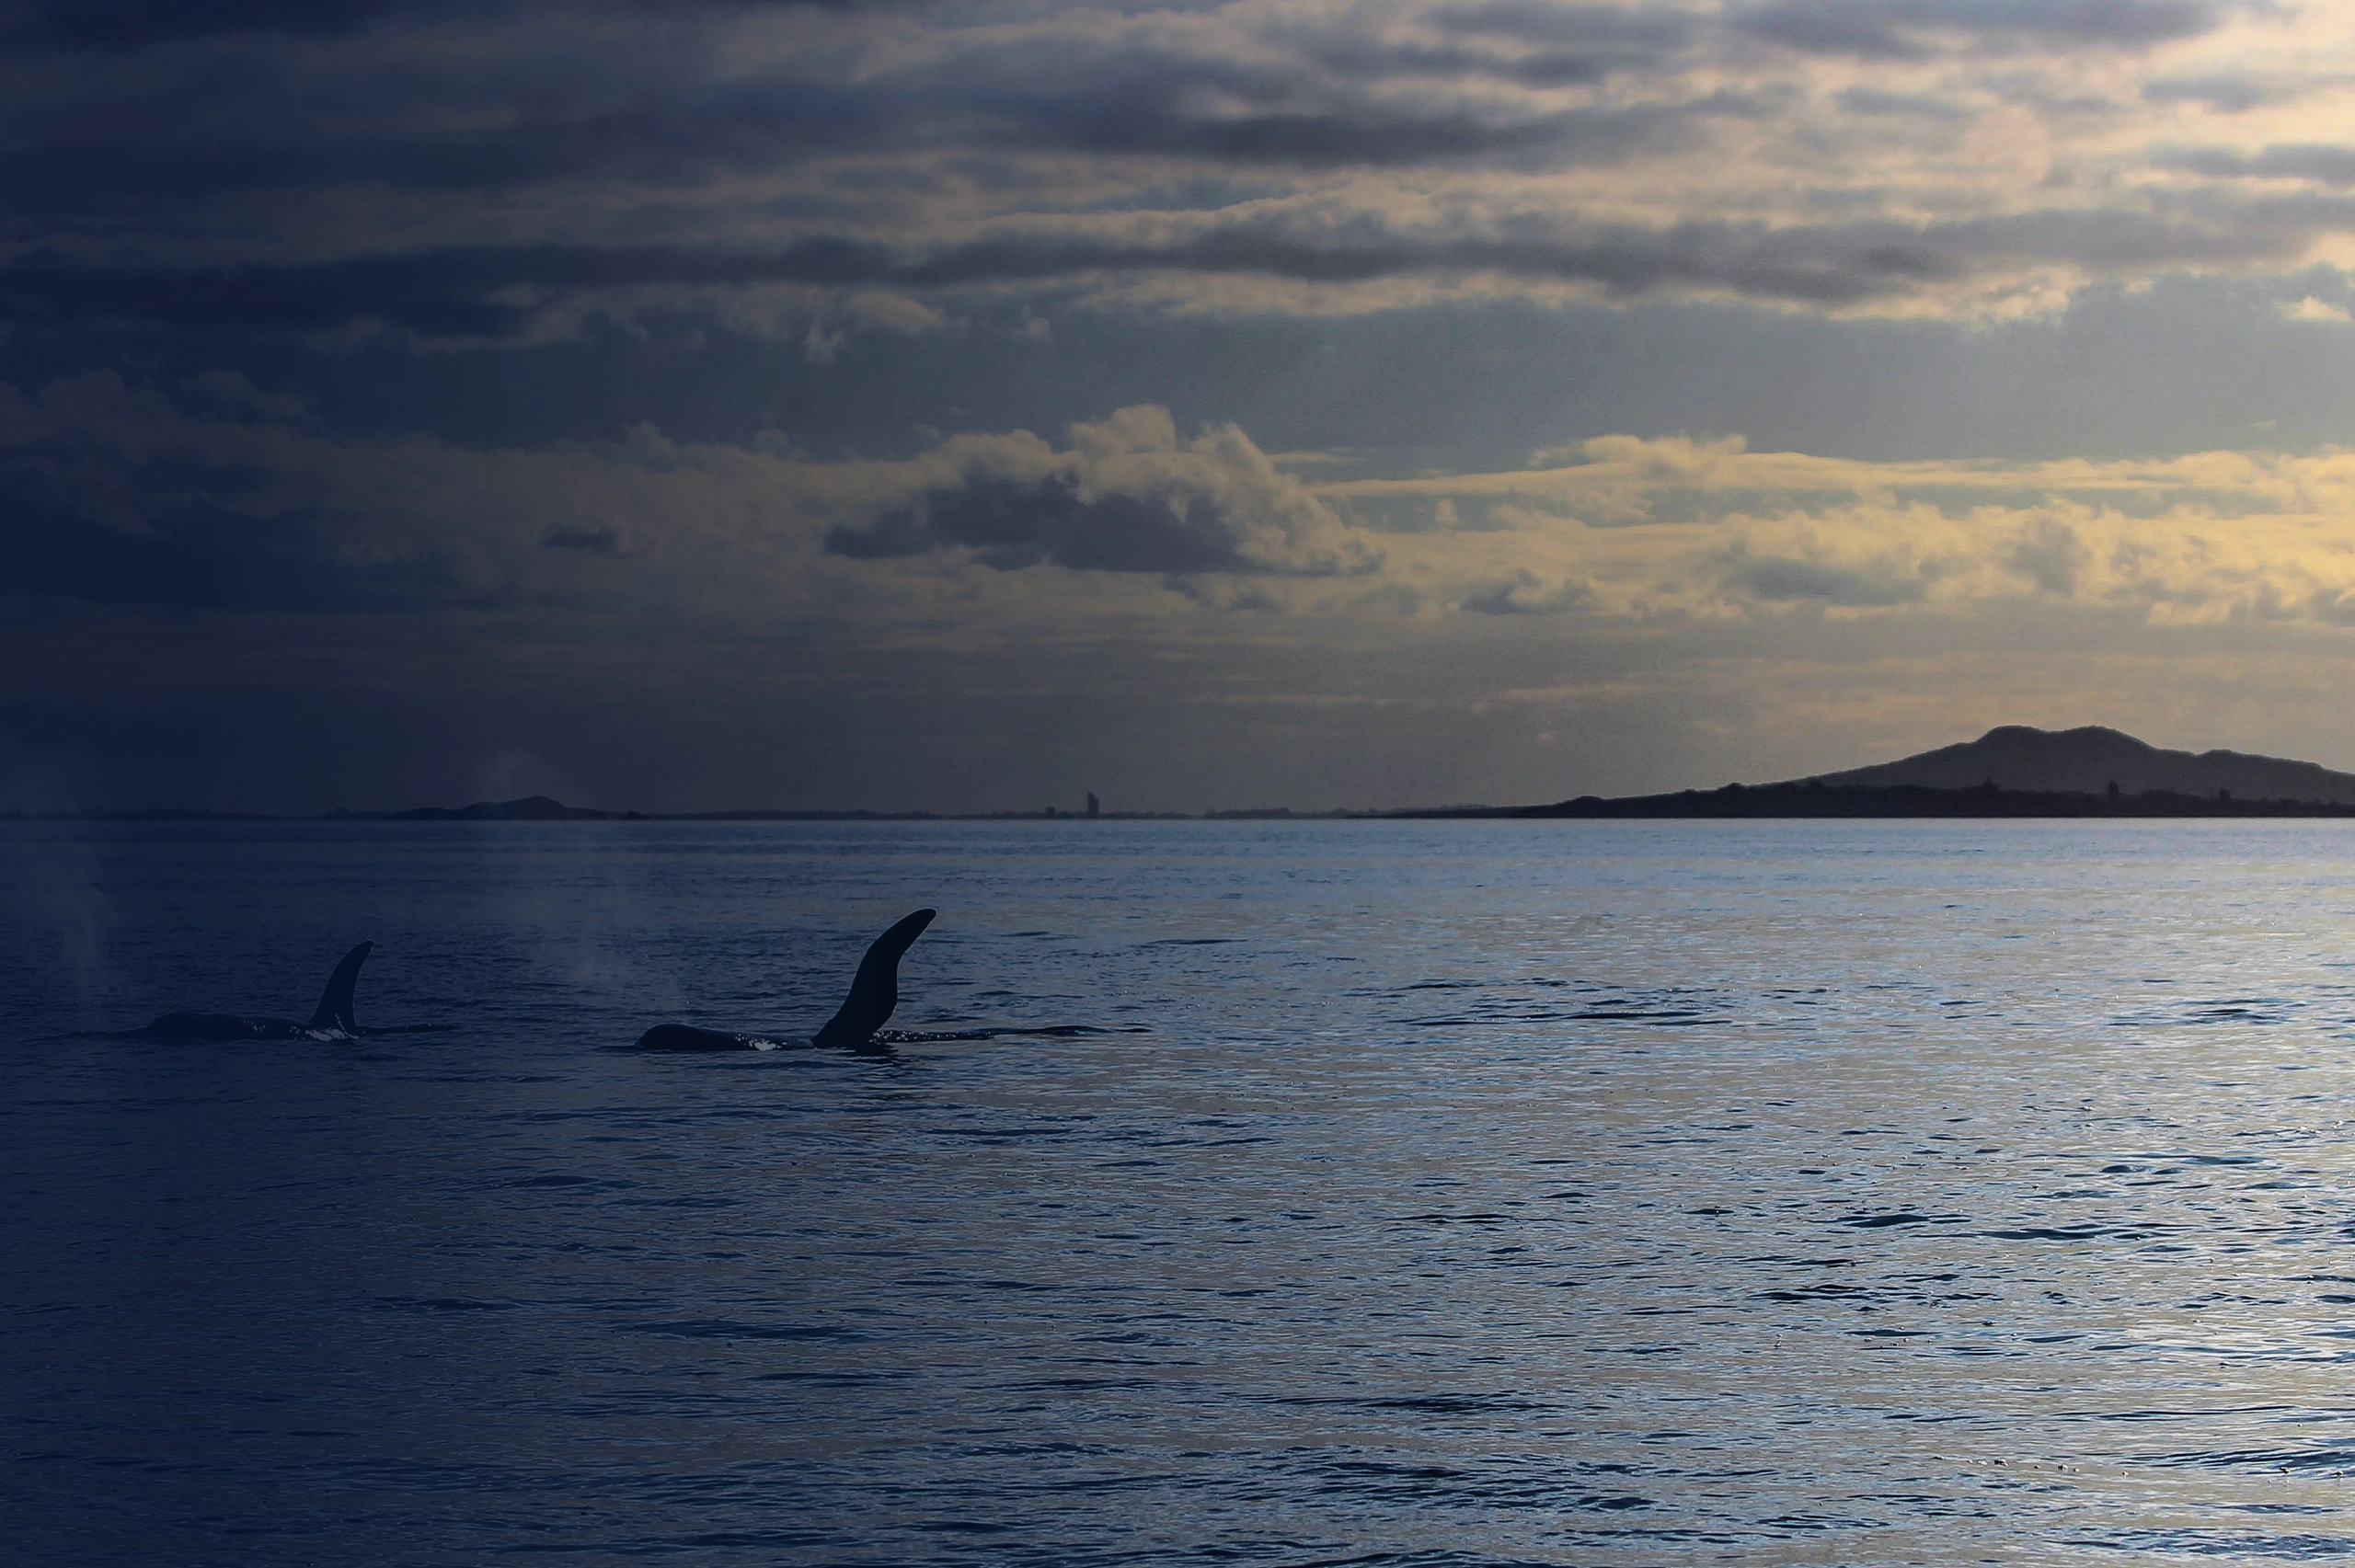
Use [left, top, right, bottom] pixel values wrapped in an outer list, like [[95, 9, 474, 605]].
[[9, 819, 2355, 1564]]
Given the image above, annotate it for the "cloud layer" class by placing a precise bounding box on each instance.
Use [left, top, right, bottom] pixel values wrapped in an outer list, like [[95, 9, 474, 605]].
[[17, 6, 2355, 813], [16, 369, 2355, 811], [10, 0, 2355, 343], [17, 373, 2355, 639]]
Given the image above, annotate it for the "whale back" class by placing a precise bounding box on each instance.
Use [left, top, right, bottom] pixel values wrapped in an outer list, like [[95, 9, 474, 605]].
[[306, 942, 374, 1034], [810, 909, 936, 1048]]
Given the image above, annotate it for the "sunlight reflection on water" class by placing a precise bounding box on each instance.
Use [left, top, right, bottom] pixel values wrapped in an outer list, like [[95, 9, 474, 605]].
[[7, 819, 2355, 1563]]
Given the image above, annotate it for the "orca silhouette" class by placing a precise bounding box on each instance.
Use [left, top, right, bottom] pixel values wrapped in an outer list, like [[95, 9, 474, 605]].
[[137, 942, 451, 1040], [630, 908, 937, 1052]]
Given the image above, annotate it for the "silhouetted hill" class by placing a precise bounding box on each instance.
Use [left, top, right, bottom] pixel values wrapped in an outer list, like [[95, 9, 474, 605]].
[[1495, 781, 2355, 819], [1442, 724, 2355, 818], [1802, 725, 2355, 804]]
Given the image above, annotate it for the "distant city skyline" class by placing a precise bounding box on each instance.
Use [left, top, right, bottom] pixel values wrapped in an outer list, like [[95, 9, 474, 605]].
[[12, 2, 2355, 814]]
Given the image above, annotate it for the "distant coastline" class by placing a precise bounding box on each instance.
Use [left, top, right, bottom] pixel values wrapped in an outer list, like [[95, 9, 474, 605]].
[[17, 727, 2355, 822], [18, 784, 2355, 823], [0, 795, 1211, 824], [1406, 781, 2355, 819]]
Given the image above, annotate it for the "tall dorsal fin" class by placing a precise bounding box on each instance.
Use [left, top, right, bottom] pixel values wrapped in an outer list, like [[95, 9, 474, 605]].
[[811, 910, 936, 1048], [306, 942, 373, 1033]]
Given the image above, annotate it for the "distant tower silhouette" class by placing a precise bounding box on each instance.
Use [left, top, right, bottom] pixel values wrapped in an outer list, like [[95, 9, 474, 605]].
[[1086, 792, 1100, 818]]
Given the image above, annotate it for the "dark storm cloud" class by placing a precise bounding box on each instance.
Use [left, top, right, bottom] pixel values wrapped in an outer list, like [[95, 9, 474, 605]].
[[1736, 0, 2220, 59], [1007, 93, 1694, 168], [2142, 74, 2273, 112], [4, 199, 2315, 338], [1834, 86, 1975, 120], [0, 28, 1697, 224], [0, 0, 437, 50], [0, 98, 1477, 216], [0, 377, 486, 612], [0, 0, 2287, 348], [0, 7, 940, 231], [1731, 555, 1925, 607], [889, 31, 1734, 171], [1458, 572, 1587, 614], [824, 474, 1253, 574], [1306, 41, 1632, 90], [540, 524, 626, 555], [0, 84, 892, 204], [0, 0, 890, 52], [2160, 144, 2355, 184], [2007, 520, 2089, 596], [0, 467, 455, 612], [0, 250, 552, 338]]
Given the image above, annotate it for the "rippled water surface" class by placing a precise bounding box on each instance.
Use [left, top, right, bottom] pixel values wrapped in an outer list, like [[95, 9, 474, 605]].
[[10, 818, 2355, 1564]]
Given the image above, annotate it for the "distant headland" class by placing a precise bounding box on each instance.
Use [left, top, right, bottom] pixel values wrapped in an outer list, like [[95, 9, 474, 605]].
[[1413, 725, 2355, 818], [15, 727, 2355, 821], [2, 794, 1200, 823]]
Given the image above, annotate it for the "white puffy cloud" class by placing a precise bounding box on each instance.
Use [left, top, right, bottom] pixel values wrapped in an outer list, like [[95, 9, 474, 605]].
[[828, 404, 1380, 578]]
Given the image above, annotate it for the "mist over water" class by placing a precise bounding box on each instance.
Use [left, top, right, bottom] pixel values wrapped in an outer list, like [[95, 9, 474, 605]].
[[5, 824, 114, 1018], [7, 819, 2355, 1564]]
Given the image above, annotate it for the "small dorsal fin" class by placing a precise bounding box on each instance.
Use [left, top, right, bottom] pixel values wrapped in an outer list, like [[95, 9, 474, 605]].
[[307, 942, 373, 1033], [811, 910, 936, 1048]]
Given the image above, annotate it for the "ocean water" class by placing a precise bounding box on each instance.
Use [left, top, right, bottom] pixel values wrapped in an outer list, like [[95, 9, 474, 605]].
[[7, 818, 2355, 1565]]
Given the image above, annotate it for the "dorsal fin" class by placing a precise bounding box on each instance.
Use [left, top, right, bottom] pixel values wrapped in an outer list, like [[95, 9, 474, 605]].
[[306, 942, 373, 1033], [810, 910, 936, 1048]]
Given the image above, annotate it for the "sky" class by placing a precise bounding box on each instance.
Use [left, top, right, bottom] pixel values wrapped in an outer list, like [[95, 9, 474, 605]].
[[16, 0, 2355, 813]]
